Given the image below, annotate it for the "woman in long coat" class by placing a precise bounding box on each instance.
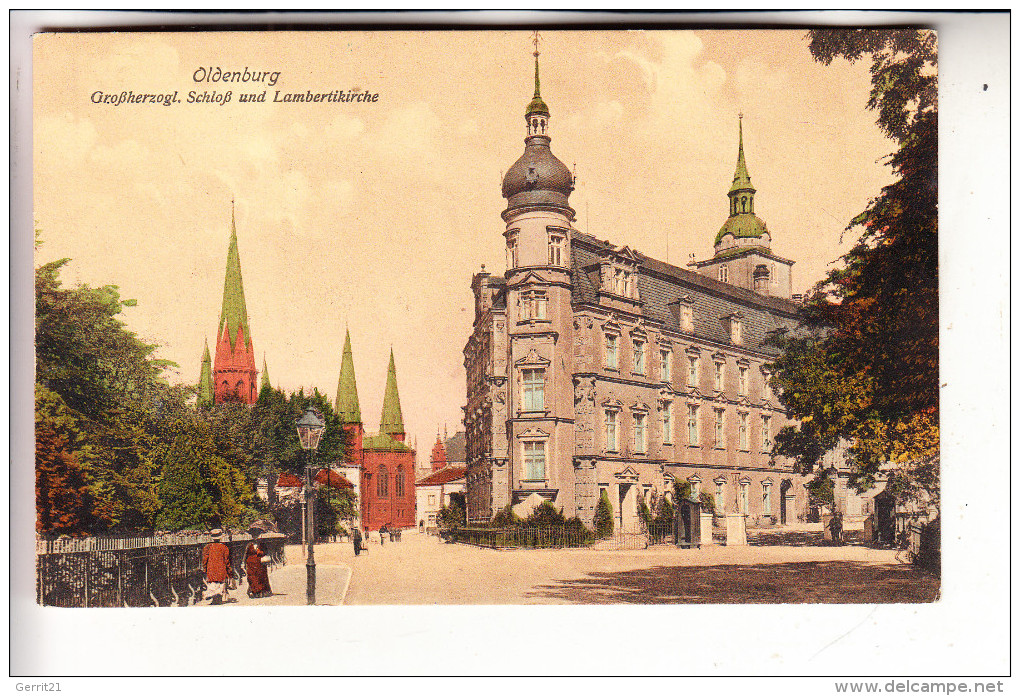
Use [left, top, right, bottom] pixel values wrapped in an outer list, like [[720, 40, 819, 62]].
[[244, 534, 273, 598]]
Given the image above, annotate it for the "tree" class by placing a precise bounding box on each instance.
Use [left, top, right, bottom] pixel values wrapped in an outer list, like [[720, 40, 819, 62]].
[[769, 30, 938, 509], [593, 489, 614, 539], [525, 501, 566, 527], [35, 386, 90, 535], [437, 492, 467, 530]]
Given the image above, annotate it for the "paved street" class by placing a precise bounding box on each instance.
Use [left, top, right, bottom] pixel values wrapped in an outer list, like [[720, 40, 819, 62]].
[[282, 530, 940, 605]]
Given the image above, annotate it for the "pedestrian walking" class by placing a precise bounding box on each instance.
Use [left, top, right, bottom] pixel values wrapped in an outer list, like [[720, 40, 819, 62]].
[[353, 527, 363, 556], [379, 524, 387, 546], [202, 528, 234, 605], [244, 531, 273, 598]]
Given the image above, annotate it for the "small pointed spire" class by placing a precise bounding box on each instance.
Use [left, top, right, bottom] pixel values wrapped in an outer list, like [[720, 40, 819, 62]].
[[260, 354, 271, 391], [525, 31, 549, 119], [198, 338, 214, 407], [336, 328, 362, 424], [729, 114, 755, 195], [379, 347, 405, 439]]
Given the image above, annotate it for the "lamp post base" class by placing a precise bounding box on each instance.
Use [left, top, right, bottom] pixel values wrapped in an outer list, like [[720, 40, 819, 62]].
[[306, 561, 316, 605]]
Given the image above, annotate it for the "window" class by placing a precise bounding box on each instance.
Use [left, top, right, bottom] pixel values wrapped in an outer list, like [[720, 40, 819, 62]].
[[633, 340, 645, 374], [738, 366, 748, 395], [522, 369, 545, 411], [689, 477, 701, 499], [714, 480, 725, 512], [614, 269, 625, 295], [763, 372, 773, 400], [738, 412, 749, 450], [634, 413, 647, 453], [762, 483, 772, 515], [605, 334, 619, 370], [714, 408, 725, 448], [662, 401, 673, 444], [523, 441, 546, 480], [395, 465, 405, 497], [718, 265, 729, 283], [762, 415, 772, 451], [740, 481, 749, 514], [626, 272, 635, 298], [680, 304, 694, 331], [428, 494, 436, 506], [660, 349, 672, 382], [687, 404, 699, 445], [548, 233, 565, 266], [605, 410, 619, 451], [507, 235, 518, 268], [377, 465, 389, 498], [521, 292, 547, 321], [688, 355, 699, 386], [714, 361, 725, 391]]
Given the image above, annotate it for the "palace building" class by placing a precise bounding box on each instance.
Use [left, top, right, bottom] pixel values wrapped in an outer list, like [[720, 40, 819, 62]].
[[462, 51, 812, 530], [199, 203, 260, 406], [336, 330, 417, 531]]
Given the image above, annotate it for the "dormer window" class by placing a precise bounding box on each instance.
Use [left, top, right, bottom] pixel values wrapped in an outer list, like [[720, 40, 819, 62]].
[[718, 265, 729, 283], [729, 313, 743, 344], [677, 296, 694, 332]]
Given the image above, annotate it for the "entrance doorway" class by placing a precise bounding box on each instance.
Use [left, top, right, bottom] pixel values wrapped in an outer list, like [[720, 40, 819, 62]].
[[779, 479, 793, 525]]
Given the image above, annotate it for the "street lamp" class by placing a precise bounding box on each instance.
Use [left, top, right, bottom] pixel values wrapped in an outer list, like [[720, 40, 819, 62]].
[[296, 407, 325, 605]]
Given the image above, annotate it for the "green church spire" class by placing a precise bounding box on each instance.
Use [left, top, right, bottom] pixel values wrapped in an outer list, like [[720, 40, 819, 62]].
[[260, 354, 271, 391], [335, 329, 362, 424], [728, 114, 756, 196], [198, 339, 214, 407], [217, 200, 252, 350], [379, 347, 405, 438]]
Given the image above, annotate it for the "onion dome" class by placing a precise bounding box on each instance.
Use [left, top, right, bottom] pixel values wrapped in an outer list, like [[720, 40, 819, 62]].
[[501, 51, 574, 212], [715, 116, 770, 247]]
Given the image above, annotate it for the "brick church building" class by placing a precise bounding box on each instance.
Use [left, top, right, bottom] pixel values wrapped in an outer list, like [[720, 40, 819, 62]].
[[336, 330, 417, 531], [463, 49, 818, 529], [199, 203, 261, 406]]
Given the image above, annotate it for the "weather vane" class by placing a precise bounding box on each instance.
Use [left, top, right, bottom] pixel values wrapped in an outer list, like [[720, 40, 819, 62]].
[[532, 29, 541, 57]]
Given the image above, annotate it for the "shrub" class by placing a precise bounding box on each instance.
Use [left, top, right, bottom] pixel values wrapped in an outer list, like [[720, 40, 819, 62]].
[[490, 504, 521, 527], [698, 491, 716, 515], [593, 489, 614, 539], [638, 497, 653, 529], [656, 495, 675, 525], [526, 501, 566, 527]]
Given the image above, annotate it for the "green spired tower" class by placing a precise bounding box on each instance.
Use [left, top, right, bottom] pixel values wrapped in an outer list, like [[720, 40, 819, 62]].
[[260, 355, 271, 392], [378, 348, 405, 441], [198, 339, 214, 408], [335, 329, 362, 425]]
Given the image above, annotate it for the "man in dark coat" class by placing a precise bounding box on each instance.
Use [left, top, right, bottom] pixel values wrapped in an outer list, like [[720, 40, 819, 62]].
[[353, 527, 363, 556], [202, 528, 233, 604]]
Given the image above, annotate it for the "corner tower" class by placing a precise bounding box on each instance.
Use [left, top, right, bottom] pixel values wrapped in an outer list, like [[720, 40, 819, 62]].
[[691, 117, 794, 298], [212, 202, 259, 404], [495, 33, 577, 519]]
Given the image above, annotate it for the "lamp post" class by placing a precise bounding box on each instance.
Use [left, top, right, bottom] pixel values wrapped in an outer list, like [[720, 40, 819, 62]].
[[296, 407, 325, 605]]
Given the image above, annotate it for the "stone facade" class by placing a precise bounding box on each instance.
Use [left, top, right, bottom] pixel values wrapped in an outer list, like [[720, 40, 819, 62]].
[[463, 55, 812, 529]]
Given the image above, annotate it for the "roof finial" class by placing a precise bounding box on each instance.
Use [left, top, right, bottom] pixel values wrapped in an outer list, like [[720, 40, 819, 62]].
[[532, 30, 542, 97]]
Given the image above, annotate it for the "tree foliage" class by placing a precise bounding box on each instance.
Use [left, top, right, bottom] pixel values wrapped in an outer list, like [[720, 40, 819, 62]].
[[768, 30, 939, 509], [34, 251, 348, 536]]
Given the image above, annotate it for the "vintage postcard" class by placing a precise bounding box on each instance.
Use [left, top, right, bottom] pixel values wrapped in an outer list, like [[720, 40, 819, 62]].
[[17, 16, 1008, 679]]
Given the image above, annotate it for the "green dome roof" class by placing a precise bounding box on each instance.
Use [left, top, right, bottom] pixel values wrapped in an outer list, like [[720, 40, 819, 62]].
[[526, 95, 549, 117], [715, 213, 768, 245]]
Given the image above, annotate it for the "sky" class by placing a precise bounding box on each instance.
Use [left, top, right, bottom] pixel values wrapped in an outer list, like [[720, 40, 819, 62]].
[[33, 29, 895, 458]]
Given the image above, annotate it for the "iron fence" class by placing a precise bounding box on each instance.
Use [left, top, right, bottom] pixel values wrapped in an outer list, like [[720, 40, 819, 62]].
[[450, 520, 678, 551], [35, 532, 287, 607]]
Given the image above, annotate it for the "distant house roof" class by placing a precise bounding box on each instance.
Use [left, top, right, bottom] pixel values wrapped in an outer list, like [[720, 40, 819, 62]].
[[443, 431, 466, 463], [314, 469, 354, 489], [276, 472, 303, 488], [416, 466, 467, 487]]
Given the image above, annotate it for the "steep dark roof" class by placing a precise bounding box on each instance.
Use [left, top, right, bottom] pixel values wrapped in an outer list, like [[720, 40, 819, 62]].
[[416, 466, 467, 487], [443, 431, 466, 463], [570, 231, 799, 355]]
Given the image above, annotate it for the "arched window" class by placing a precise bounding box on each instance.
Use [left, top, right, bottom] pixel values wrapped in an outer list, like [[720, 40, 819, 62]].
[[395, 465, 405, 497], [377, 465, 389, 498], [741, 196, 748, 213]]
